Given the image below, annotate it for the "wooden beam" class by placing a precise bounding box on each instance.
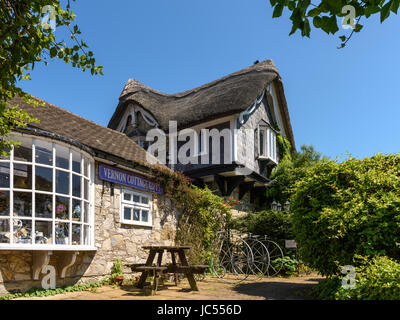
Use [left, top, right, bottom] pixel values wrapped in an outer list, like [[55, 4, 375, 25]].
[[239, 182, 255, 200], [192, 179, 205, 188], [214, 175, 226, 196], [250, 186, 267, 205], [226, 176, 245, 197]]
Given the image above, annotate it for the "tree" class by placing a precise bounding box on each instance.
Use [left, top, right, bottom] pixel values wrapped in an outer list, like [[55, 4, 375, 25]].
[[0, 0, 103, 156], [269, 0, 400, 48], [265, 144, 324, 207]]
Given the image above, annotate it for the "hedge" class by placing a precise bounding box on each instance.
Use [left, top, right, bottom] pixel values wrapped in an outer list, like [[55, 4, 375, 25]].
[[291, 154, 400, 276]]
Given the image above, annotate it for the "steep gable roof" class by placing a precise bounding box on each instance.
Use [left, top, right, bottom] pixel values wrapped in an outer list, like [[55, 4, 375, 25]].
[[108, 59, 295, 150]]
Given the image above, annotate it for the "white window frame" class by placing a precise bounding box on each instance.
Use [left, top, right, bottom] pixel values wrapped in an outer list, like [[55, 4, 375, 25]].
[[120, 189, 152, 227], [0, 133, 96, 251], [258, 125, 277, 163]]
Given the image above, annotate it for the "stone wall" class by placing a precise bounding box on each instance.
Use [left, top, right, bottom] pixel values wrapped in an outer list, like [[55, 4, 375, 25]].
[[0, 164, 180, 295]]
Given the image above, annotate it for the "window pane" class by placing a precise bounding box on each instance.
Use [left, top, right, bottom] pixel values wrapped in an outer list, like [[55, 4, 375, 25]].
[[0, 219, 10, 243], [0, 163, 10, 188], [260, 129, 265, 156], [269, 130, 273, 158], [0, 191, 9, 216], [133, 209, 140, 221], [14, 136, 32, 162], [35, 139, 53, 166], [14, 163, 32, 189], [14, 192, 32, 217], [84, 179, 89, 200], [56, 145, 69, 169], [56, 196, 69, 220], [123, 207, 131, 220], [123, 193, 131, 202], [141, 196, 149, 205], [56, 170, 69, 195], [72, 174, 81, 198], [35, 166, 52, 192], [83, 157, 89, 177], [72, 151, 81, 173], [35, 221, 52, 244], [273, 133, 276, 160], [142, 210, 149, 222], [72, 199, 81, 221], [83, 225, 90, 245], [72, 224, 81, 245], [84, 202, 89, 223], [35, 193, 52, 218], [0, 146, 10, 160], [133, 195, 140, 203], [55, 222, 69, 245], [13, 219, 32, 244]]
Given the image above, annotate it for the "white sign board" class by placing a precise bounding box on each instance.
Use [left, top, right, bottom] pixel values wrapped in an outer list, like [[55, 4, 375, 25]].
[[285, 240, 297, 248]]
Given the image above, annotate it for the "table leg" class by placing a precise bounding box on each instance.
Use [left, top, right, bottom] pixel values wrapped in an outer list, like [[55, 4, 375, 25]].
[[137, 250, 156, 289], [170, 251, 179, 286], [157, 250, 164, 266], [153, 270, 159, 294], [177, 250, 199, 291]]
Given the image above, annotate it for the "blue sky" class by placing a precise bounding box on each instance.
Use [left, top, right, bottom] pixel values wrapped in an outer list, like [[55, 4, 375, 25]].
[[18, 0, 400, 160]]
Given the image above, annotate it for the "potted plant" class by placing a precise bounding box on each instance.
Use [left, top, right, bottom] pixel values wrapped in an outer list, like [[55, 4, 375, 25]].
[[111, 258, 124, 286]]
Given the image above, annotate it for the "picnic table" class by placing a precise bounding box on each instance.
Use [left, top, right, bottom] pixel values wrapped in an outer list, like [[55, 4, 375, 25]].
[[127, 245, 207, 294]]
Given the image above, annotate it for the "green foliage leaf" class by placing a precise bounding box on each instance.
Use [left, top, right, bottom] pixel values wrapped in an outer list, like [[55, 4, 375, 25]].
[[291, 154, 400, 276], [308, 8, 321, 17], [273, 4, 285, 18], [354, 24, 363, 32], [0, 0, 103, 157], [391, 0, 400, 13], [381, 1, 392, 22]]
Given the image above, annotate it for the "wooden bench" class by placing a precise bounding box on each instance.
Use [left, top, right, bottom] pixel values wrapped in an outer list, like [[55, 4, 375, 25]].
[[126, 263, 145, 271], [177, 265, 208, 274], [129, 265, 167, 294]]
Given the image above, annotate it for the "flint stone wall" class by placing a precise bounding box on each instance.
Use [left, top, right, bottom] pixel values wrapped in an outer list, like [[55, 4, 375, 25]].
[[0, 165, 180, 295]]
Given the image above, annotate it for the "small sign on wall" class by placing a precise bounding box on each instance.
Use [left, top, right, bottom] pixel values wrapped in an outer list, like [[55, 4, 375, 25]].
[[99, 163, 163, 194], [285, 240, 298, 248]]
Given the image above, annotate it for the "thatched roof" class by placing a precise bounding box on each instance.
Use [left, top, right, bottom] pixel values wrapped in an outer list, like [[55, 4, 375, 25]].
[[108, 59, 295, 150]]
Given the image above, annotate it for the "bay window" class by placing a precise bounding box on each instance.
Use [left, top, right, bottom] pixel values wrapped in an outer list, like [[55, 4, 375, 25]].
[[0, 133, 94, 249], [258, 125, 277, 163]]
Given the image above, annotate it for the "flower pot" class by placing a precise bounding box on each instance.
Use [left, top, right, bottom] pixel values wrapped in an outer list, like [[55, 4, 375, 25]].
[[113, 276, 124, 286]]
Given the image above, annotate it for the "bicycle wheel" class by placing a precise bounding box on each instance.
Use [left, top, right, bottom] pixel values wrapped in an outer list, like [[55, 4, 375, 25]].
[[211, 235, 253, 284], [245, 237, 270, 278], [262, 239, 284, 276], [230, 237, 253, 282]]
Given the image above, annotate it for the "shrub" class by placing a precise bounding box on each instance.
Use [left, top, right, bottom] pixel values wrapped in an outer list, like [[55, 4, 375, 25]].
[[291, 154, 400, 276], [150, 167, 231, 266], [174, 185, 232, 265], [337, 256, 400, 300], [272, 256, 299, 276], [111, 258, 123, 278], [314, 256, 400, 300], [230, 210, 293, 244]]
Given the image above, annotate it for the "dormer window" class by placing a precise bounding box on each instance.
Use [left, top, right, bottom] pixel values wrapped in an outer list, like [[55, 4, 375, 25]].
[[258, 125, 277, 163]]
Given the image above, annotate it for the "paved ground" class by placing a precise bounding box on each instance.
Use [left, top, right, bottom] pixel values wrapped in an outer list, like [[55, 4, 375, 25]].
[[15, 273, 324, 300]]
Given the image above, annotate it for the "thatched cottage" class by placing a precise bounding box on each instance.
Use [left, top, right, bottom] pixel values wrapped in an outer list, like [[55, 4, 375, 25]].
[[0, 59, 294, 294]]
